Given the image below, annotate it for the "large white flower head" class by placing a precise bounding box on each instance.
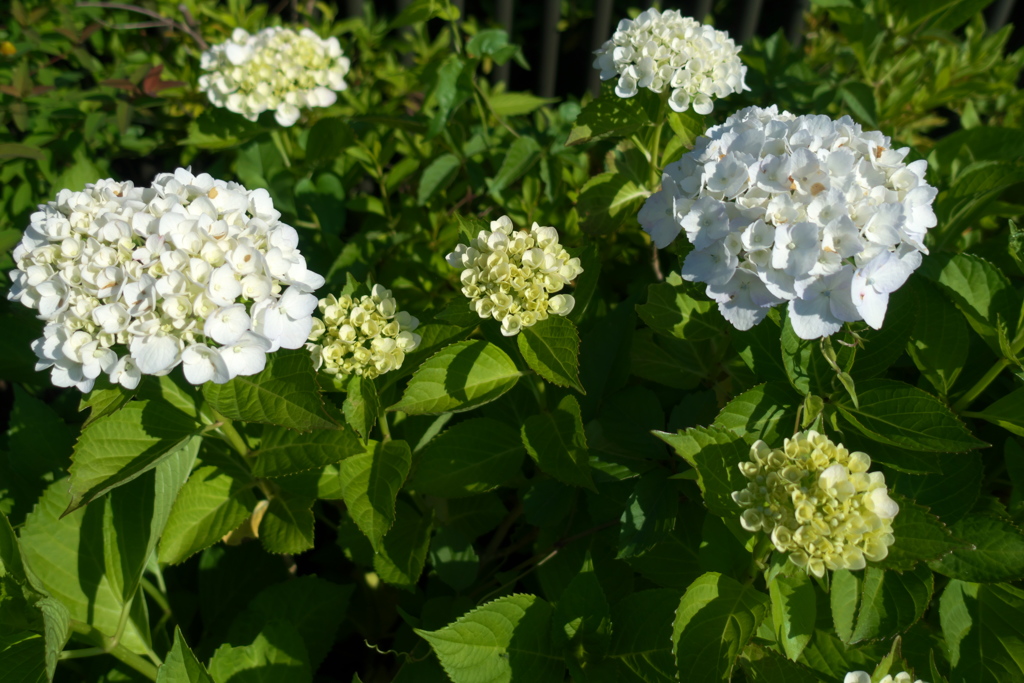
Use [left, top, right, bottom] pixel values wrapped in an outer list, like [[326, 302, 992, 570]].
[[731, 430, 899, 578], [639, 105, 938, 339], [845, 672, 926, 683], [445, 216, 583, 336], [198, 27, 350, 127], [7, 167, 325, 392], [592, 9, 748, 114], [307, 284, 421, 380]]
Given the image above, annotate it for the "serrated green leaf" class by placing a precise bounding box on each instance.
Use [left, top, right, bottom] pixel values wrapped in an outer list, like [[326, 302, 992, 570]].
[[203, 349, 341, 431], [576, 172, 648, 235], [625, 506, 703, 589], [521, 395, 593, 490], [907, 281, 970, 396], [832, 565, 933, 645], [833, 379, 986, 452], [417, 153, 461, 206], [78, 378, 136, 428], [343, 375, 379, 438], [159, 465, 257, 565], [19, 479, 150, 654], [488, 135, 541, 194], [156, 627, 215, 683], [888, 454, 982, 524], [713, 382, 800, 446], [782, 315, 846, 396], [586, 588, 680, 682], [672, 572, 770, 682], [390, 340, 521, 415], [408, 418, 524, 497], [656, 425, 749, 518], [740, 643, 823, 683], [251, 425, 363, 478], [37, 597, 70, 682], [566, 80, 655, 146], [878, 494, 971, 571], [629, 328, 720, 390], [931, 515, 1024, 583], [636, 275, 723, 342], [617, 469, 678, 559], [429, 527, 479, 592], [767, 556, 816, 661], [416, 594, 564, 683], [260, 487, 315, 555], [0, 631, 45, 683], [1, 512, 26, 583], [940, 580, 1024, 683], [304, 117, 354, 168], [339, 440, 411, 551], [66, 400, 201, 513], [731, 317, 790, 384], [373, 500, 432, 591], [517, 316, 584, 393], [552, 558, 611, 665], [973, 387, 1024, 437], [208, 619, 312, 683]]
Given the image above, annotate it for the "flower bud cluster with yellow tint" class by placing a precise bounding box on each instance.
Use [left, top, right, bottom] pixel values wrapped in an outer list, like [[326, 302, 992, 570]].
[[445, 216, 583, 336], [732, 430, 899, 577], [307, 284, 420, 380]]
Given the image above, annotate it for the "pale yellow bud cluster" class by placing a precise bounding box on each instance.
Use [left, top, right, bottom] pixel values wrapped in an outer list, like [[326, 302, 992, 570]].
[[307, 284, 421, 380], [444, 216, 583, 336], [845, 671, 926, 683], [732, 430, 899, 578]]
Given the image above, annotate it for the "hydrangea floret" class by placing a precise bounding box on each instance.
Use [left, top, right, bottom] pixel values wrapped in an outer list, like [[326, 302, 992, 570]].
[[592, 8, 748, 114], [731, 430, 899, 578], [639, 105, 938, 339], [444, 216, 583, 336], [199, 27, 350, 127], [307, 284, 421, 380], [7, 168, 324, 392], [845, 672, 926, 683]]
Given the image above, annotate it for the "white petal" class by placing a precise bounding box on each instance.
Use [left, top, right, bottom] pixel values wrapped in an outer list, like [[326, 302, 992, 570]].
[[789, 297, 842, 340]]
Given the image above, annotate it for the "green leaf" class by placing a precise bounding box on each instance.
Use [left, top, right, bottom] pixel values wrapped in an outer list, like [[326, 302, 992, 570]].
[[713, 383, 800, 446], [339, 440, 412, 551], [656, 425, 750, 518], [66, 400, 201, 513], [203, 349, 341, 432], [228, 576, 352, 671], [517, 316, 585, 393], [576, 172, 648, 235], [157, 627, 215, 683], [617, 469, 678, 559], [1, 512, 26, 583], [416, 594, 564, 683], [782, 316, 844, 396], [488, 136, 541, 194], [304, 117, 354, 168], [37, 597, 70, 682], [417, 153, 461, 206], [426, 55, 467, 139], [731, 318, 790, 384], [429, 526, 479, 592], [973, 387, 1024, 437], [0, 632, 45, 683], [671, 572, 770, 682], [208, 619, 312, 683], [373, 500, 432, 591], [343, 375, 379, 438], [637, 275, 723, 342], [588, 588, 680, 682], [851, 285, 917, 380], [739, 643, 823, 683], [833, 379, 986, 452], [390, 340, 521, 415], [630, 329, 719, 390], [878, 494, 971, 571], [8, 386, 73, 479], [408, 418, 524, 497], [159, 465, 257, 565], [840, 82, 877, 127], [552, 557, 611, 666], [831, 564, 933, 645], [19, 479, 150, 654], [566, 81, 655, 146], [260, 488, 315, 555], [888, 453, 982, 524], [625, 507, 703, 589], [1010, 220, 1024, 273], [521, 395, 593, 490], [930, 515, 1024, 583], [767, 556, 816, 661], [251, 425, 363, 478], [79, 379, 135, 428], [940, 580, 1024, 683], [488, 92, 557, 117], [907, 281, 970, 396]]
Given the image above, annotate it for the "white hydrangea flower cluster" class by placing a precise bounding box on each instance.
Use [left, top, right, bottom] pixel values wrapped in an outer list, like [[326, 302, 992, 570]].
[[731, 430, 900, 578], [592, 8, 747, 114], [444, 216, 583, 336], [846, 672, 926, 683], [639, 105, 938, 339], [198, 27, 350, 127], [7, 168, 325, 392], [307, 285, 421, 380]]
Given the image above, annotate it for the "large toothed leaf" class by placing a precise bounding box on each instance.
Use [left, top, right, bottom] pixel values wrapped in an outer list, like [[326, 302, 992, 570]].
[[339, 440, 412, 551], [251, 425, 364, 478], [940, 580, 1024, 683], [156, 627, 215, 683], [408, 418, 525, 498], [521, 395, 594, 490], [203, 349, 341, 431], [877, 494, 972, 571], [517, 316, 585, 393], [930, 514, 1024, 583], [831, 564, 934, 645], [390, 340, 521, 415], [655, 425, 749, 518]]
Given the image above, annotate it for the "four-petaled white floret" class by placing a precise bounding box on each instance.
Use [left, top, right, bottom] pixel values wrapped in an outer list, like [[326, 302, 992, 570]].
[[199, 27, 350, 126], [7, 168, 324, 392], [592, 9, 748, 114], [445, 216, 583, 336], [639, 105, 938, 339]]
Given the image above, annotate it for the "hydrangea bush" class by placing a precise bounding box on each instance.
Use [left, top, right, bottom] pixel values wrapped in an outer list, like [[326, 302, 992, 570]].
[[2, 1, 1024, 683]]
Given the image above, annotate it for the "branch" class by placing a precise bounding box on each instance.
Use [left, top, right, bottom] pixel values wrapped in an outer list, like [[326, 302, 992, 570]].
[[76, 2, 209, 50]]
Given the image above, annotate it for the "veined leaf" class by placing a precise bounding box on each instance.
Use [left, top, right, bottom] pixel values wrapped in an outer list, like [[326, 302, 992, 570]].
[[488, 135, 541, 194], [408, 418, 524, 497], [343, 375, 379, 438], [417, 153, 461, 206], [973, 387, 1024, 437], [252, 425, 364, 478], [616, 469, 678, 559], [877, 494, 971, 571], [521, 395, 593, 490], [390, 341, 520, 415], [340, 440, 412, 551], [767, 556, 816, 661], [655, 425, 749, 518], [156, 627, 215, 683], [517, 316, 584, 393], [637, 274, 723, 342], [713, 382, 800, 446], [930, 515, 1024, 583], [208, 620, 312, 683], [373, 500, 432, 591], [577, 172, 648, 235], [940, 580, 1024, 683], [831, 565, 933, 645]]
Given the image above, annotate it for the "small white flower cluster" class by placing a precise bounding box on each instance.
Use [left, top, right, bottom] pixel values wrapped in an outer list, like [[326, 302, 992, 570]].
[[732, 430, 899, 578], [846, 672, 926, 683], [8, 168, 325, 392], [308, 285, 421, 380], [445, 216, 583, 336], [592, 9, 747, 114], [199, 27, 350, 127], [639, 105, 938, 339]]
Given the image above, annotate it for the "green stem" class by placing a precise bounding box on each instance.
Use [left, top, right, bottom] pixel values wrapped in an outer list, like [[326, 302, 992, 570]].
[[952, 358, 1009, 413], [270, 129, 292, 168], [378, 410, 392, 442], [65, 621, 159, 681], [212, 411, 251, 456], [140, 577, 171, 617]]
